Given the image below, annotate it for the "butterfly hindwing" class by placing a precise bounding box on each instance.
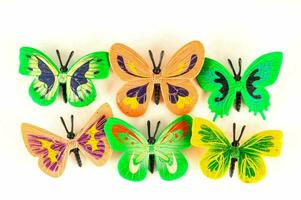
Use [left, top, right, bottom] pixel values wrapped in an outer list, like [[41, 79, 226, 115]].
[[66, 52, 110, 107], [197, 58, 236, 121], [104, 117, 149, 181], [241, 52, 283, 119], [21, 123, 70, 177], [19, 47, 60, 106], [154, 115, 192, 180], [76, 103, 113, 166], [191, 118, 232, 179]]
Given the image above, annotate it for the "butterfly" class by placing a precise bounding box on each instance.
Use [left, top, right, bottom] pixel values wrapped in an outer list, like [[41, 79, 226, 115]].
[[19, 47, 110, 107], [191, 118, 283, 183], [109, 41, 204, 117], [104, 115, 192, 181], [196, 52, 283, 121], [21, 103, 113, 177]]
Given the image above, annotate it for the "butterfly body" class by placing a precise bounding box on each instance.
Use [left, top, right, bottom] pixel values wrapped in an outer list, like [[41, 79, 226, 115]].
[[110, 41, 204, 116], [191, 118, 283, 183], [20, 47, 110, 107], [105, 115, 192, 181], [197, 52, 283, 121]]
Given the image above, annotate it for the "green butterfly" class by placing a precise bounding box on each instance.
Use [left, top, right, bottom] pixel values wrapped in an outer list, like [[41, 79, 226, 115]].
[[19, 47, 110, 107], [191, 118, 283, 183], [104, 115, 192, 181], [197, 52, 283, 121]]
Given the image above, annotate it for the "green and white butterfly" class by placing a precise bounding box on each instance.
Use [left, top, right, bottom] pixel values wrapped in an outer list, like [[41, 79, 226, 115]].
[[19, 47, 110, 107], [197, 52, 283, 121], [104, 115, 192, 181]]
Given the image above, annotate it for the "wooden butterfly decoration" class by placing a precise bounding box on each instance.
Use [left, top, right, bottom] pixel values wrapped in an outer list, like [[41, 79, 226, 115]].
[[191, 118, 283, 183], [109, 41, 205, 117], [21, 103, 112, 177], [196, 52, 283, 121], [19, 47, 110, 107], [104, 115, 192, 181]]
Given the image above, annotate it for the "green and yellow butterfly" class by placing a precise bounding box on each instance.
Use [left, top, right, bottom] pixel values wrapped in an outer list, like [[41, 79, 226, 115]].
[[191, 118, 282, 183], [104, 115, 192, 181], [197, 52, 283, 121], [19, 47, 110, 107]]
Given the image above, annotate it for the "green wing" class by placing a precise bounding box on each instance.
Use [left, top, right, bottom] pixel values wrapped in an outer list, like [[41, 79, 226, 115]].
[[19, 47, 60, 106], [238, 130, 283, 183], [241, 52, 283, 119], [154, 115, 192, 180], [197, 58, 236, 121], [104, 117, 149, 181], [191, 118, 232, 179], [66, 52, 110, 107]]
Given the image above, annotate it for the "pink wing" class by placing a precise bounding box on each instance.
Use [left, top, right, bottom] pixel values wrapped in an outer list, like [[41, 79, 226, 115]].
[[76, 103, 113, 166], [21, 123, 70, 177]]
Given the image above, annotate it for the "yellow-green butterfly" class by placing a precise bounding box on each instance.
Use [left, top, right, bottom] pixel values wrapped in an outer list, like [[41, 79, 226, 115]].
[[191, 118, 282, 183]]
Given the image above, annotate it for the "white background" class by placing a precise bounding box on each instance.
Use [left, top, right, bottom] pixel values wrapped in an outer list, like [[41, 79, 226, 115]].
[[0, 0, 300, 199]]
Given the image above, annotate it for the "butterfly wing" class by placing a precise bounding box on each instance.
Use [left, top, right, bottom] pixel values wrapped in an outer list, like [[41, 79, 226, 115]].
[[66, 52, 110, 107], [104, 118, 149, 181], [191, 118, 232, 179], [161, 41, 204, 115], [21, 123, 70, 177], [197, 58, 236, 121], [238, 130, 283, 183], [110, 43, 153, 116], [19, 47, 60, 106], [241, 52, 283, 119], [75, 103, 113, 166], [154, 115, 192, 180]]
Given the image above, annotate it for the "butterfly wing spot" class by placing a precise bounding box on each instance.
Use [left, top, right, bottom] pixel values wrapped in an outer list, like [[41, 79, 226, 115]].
[[38, 139, 58, 163], [167, 83, 192, 108]]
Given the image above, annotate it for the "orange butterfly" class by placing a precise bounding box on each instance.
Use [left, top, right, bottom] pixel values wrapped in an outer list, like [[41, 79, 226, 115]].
[[109, 41, 205, 117]]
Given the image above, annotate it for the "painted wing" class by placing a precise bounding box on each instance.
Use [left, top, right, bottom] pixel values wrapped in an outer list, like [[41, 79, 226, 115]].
[[154, 115, 192, 180], [21, 123, 69, 177], [75, 103, 113, 166], [161, 41, 204, 115], [238, 130, 282, 183], [196, 58, 236, 121], [110, 43, 153, 116], [104, 118, 149, 181], [241, 52, 283, 119], [19, 47, 60, 106], [116, 80, 154, 117], [191, 118, 232, 179], [66, 52, 110, 107]]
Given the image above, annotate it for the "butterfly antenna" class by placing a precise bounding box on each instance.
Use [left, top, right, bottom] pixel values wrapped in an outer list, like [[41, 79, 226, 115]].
[[64, 51, 74, 68], [228, 59, 237, 78], [153, 121, 161, 138], [56, 50, 64, 69], [149, 50, 156, 68], [237, 125, 246, 143], [238, 58, 242, 77], [232, 123, 236, 142], [147, 120, 151, 139], [60, 115, 75, 139], [157, 50, 165, 68]]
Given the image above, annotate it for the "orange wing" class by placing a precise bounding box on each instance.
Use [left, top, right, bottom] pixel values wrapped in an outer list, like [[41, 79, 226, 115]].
[[75, 103, 113, 166], [21, 123, 70, 177], [161, 41, 205, 115], [110, 43, 154, 117]]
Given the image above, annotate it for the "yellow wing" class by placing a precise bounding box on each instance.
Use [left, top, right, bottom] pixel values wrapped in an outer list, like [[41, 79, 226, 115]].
[[191, 118, 232, 179], [238, 130, 283, 183]]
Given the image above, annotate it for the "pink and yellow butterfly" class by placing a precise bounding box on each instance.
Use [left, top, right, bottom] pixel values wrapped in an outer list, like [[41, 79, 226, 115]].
[[109, 41, 205, 117], [21, 103, 112, 177]]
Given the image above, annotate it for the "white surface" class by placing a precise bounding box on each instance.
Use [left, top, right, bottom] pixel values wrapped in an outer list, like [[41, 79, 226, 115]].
[[0, 0, 300, 199]]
